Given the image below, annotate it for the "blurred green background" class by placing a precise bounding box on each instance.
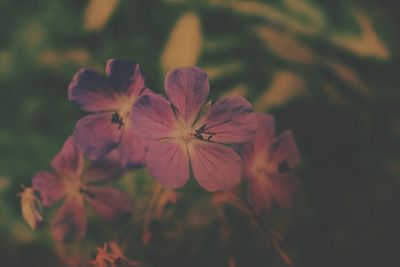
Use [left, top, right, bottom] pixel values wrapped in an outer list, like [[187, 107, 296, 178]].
[[0, 0, 399, 266]]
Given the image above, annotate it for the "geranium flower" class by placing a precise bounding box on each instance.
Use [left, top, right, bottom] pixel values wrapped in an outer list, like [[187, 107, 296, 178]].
[[131, 67, 257, 191], [240, 113, 301, 214], [68, 59, 152, 167], [32, 136, 132, 242]]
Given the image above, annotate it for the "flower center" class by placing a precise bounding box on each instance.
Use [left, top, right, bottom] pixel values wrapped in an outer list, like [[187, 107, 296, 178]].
[[110, 98, 136, 130], [180, 128, 195, 143]]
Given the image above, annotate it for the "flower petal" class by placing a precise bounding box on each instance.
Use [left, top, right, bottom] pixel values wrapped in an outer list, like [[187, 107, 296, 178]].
[[32, 171, 65, 207], [269, 130, 301, 172], [106, 59, 147, 97], [252, 113, 275, 151], [131, 94, 176, 140], [196, 96, 257, 144], [248, 173, 297, 214], [85, 186, 133, 225], [146, 141, 189, 189], [74, 113, 122, 160], [165, 67, 209, 125], [51, 136, 84, 176], [189, 141, 242, 192], [118, 129, 147, 168], [68, 68, 122, 112], [51, 195, 87, 242]]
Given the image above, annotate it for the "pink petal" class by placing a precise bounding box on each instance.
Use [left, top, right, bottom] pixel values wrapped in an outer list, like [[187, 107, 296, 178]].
[[51, 136, 84, 176], [146, 141, 190, 189], [85, 186, 133, 225], [165, 67, 209, 125], [240, 113, 275, 176], [248, 173, 297, 214], [131, 94, 177, 140], [74, 112, 122, 160], [51, 195, 87, 242], [195, 96, 257, 144], [189, 141, 242, 192], [252, 113, 275, 150], [68, 69, 122, 112], [117, 129, 147, 168], [269, 130, 301, 173], [105, 59, 147, 98], [32, 171, 65, 207]]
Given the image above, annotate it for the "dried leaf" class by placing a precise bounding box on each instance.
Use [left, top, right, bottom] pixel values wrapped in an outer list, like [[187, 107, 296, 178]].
[[255, 71, 306, 111], [84, 0, 119, 31], [330, 11, 389, 59], [161, 12, 202, 73], [255, 26, 315, 64], [19, 187, 43, 230], [214, 0, 324, 35], [324, 60, 373, 97], [39, 49, 90, 68]]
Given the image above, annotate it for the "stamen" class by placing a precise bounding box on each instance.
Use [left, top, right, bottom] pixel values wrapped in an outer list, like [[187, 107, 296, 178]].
[[111, 111, 124, 129]]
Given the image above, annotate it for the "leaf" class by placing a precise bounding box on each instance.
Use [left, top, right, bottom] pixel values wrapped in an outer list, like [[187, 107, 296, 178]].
[[255, 26, 315, 64], [255, 71, 306, 111], [39, 49, 90, 68], [324, 60, 373, 97], [84, 0, 119, 31], [161, 12, 202, 73], [329, 11, 389, 59], [213, 0, 324, 35], [19, 187, 43, 230]]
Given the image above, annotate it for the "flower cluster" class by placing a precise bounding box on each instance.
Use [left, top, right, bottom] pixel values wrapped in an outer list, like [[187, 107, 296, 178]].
[[21, 59, 301, 249]]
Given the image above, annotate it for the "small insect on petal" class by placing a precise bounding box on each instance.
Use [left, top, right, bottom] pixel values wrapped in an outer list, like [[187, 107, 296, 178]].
[[19, 187, 43, 230]]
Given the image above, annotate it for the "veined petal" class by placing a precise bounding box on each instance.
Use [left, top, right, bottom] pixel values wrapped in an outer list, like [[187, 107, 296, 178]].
[[74, 113, 122, 160], [197, 96, 257, 144], [269, 130, 301, 173], [131, 94, 176, 140], [189, 141, 242, 192], [51, 195, 87, 242], [68, 68, 122, 112], [106, 59, 146, 98], [85, 186, 133, 225], [32, 171, 65, 207], [165, 67, 209, 125], [51, 136, 84, 177], [146, 141, 189, 189], [118, 129, 147, 168]]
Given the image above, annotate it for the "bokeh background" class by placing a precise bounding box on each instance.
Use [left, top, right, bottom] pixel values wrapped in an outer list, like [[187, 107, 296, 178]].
[[0, 0, 399, 266]]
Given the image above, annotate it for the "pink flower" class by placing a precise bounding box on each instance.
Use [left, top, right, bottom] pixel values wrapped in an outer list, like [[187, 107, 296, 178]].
[[241, 113, 301, 214], [68, 59, 152, 167], [131, 67, 257, 191], [32, 136, 132, 242]]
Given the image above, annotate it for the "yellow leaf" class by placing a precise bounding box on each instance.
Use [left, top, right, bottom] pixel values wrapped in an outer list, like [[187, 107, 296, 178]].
[[84, 0, 119, 31], [19, 187, 43, 230], [220, 84, 248, 98], [330, 11, 389, 59], [39, 49, 90, 68], [161, 12, 202, 73], [255, 26, 315, 64], [202, 61, 242, 80], [324, 60, 373, 97], [212, 0, 324, 35], [255, 71, 306, 111]]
